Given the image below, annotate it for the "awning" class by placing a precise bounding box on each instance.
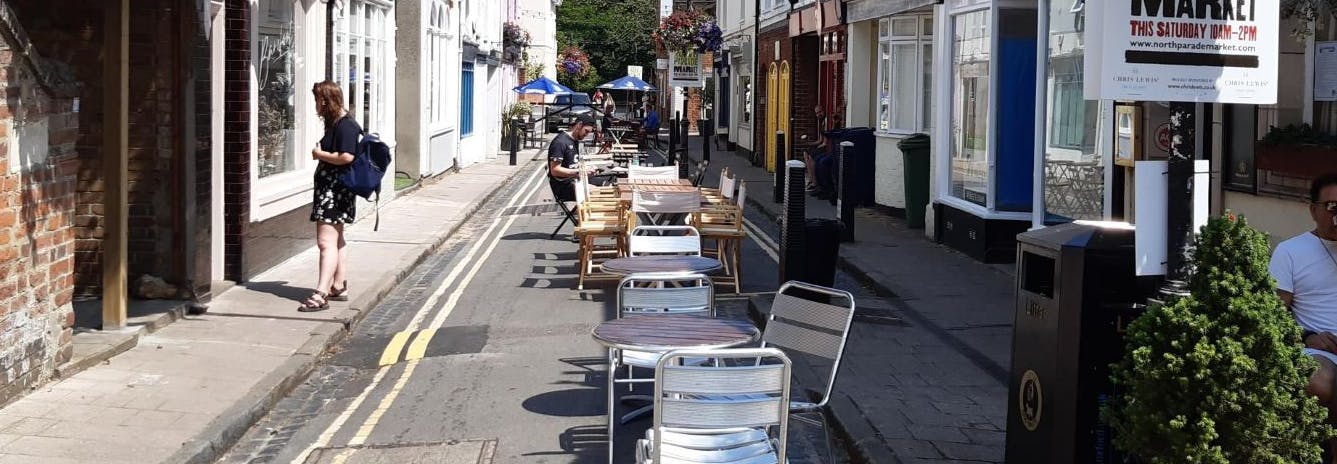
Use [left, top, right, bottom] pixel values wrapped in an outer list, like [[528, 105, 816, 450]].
[[846, 0, 938, 23]]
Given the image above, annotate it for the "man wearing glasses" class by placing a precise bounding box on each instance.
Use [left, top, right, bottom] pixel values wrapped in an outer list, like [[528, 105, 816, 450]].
[[1271, 174, 1337, 432]]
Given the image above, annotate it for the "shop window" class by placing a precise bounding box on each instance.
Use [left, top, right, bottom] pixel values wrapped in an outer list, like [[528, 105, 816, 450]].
[[334, 0, 391, 134], [461, 62, 475, 136], [740, 75, 752, 124], [1042, 0, 1103, 221], [949, 9, 991, 207], [429, 1, 449, 125], [256, 0, 296, 179], [876, 14, 934, 134]]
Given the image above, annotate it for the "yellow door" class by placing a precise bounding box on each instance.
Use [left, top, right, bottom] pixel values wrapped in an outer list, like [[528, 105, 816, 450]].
[[778, 61, 791, 167], [766, 62, 779, 172]]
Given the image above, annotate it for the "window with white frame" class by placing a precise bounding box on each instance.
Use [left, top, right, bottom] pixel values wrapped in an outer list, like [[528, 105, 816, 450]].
[[876, 14, 933, 134], [428, 0, 448, 125], [256, 0, 297, 178], [949, 9, 991, 207], [333, 0, 391, 134]]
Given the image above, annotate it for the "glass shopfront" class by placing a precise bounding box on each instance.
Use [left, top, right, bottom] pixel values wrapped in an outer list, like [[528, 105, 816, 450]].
[[1041, 0, 1104, 221], [256, 0, 297, 178]]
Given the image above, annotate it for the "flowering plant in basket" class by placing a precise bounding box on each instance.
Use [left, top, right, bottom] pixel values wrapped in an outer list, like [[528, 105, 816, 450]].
[[653, 10, 722, 53], [558, 46, 591, 79]]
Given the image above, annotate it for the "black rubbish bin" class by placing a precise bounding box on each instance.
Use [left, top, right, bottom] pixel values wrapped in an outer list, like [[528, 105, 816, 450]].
[[899, 134, 931, 229], [1005, 222, 1161, 464], [793, 218, 842, 303]]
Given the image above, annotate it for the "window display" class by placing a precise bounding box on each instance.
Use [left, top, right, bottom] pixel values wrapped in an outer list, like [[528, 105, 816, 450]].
[[1043, 1, 1104, 220], [256, 0, 296, 178], [949, 10, 990, 206]]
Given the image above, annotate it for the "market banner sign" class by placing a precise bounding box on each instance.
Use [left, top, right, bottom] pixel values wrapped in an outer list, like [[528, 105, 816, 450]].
[[668, 50, 704, 88], [1085, 0, 1278, 104]]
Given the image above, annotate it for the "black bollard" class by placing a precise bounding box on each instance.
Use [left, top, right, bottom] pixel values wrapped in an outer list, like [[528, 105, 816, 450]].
[[508, 118, 520, 166], [772, 131, 786, 203], [669, 114, 679, 162], [702, 122, 711, 163], [837, 141, 855, 241], [678, 149, 690, 179], [779, 159, 807, 284]]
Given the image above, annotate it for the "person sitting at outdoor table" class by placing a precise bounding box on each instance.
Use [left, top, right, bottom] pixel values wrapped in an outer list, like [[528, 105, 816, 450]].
[[804, 131, 838, 199], [1271, 173, 1337, 459], [640, 102, 660, 149], [548, 113, 615, 204]]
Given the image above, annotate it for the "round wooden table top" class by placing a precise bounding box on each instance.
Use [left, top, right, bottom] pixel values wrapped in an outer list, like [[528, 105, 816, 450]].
[[591, 314, 759, 352], [600, 255, 723, 276]]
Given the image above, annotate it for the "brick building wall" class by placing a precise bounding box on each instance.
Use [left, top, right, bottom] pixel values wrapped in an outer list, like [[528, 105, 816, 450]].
[[788, 35, 820, 154], [0, 12, 81, 405], [13, 0, 182, 297]]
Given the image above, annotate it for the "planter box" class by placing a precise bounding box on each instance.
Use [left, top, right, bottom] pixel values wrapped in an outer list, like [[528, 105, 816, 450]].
[[1254, 143, 1337, 198]]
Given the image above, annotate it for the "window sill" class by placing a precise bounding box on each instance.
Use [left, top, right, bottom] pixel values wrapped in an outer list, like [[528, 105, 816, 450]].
[[875, 129, 925, 138], [936, 196, 1033, 221], [253, 169, 315, 222]]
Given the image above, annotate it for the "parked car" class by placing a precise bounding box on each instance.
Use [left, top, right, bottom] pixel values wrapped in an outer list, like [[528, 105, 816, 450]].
[[546, 92, 596, 133]]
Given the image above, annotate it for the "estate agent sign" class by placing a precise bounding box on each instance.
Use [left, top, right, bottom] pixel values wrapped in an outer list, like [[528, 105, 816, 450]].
[[1086, 0, 1279, 104], [668, 50, 704, 88]]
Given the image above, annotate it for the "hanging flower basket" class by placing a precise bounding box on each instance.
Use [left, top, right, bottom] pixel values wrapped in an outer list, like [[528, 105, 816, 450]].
[[653, 10, 722, 54], [503, 22, 531, 64], [558, 46, 591, 79]]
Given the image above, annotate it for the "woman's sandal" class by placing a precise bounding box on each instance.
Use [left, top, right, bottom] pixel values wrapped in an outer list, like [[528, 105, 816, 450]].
[[298, 291, 330, 312], [328, 281, 349, 302]]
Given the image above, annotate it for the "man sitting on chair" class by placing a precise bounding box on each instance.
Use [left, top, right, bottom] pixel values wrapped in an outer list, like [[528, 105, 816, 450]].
[[548, 113, 614, 205]]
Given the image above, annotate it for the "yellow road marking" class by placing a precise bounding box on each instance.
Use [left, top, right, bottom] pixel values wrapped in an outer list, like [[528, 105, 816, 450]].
[[404, 328, 437, 362], [377, 331, 413, 367], [349, 359, 421, 446]]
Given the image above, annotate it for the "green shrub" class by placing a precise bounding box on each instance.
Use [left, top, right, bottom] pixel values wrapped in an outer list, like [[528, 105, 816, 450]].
[[1104, 213, 1334, 463]]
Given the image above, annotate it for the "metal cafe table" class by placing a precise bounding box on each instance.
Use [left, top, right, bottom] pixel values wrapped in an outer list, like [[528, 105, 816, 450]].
[[591, 314, 760, 464], [599, 255, 723, 276]]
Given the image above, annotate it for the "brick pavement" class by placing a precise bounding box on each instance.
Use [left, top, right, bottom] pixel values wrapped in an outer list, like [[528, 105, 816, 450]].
[[685, 136, 1014, 463]]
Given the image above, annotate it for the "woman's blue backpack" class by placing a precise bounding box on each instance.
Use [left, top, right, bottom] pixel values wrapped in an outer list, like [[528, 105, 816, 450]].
[[338, 131, 393, 230]]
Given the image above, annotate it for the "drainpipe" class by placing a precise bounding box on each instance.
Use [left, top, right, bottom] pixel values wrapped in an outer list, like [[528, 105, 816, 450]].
[[326, 0, 335, 80], [1031, 0, 1049, 231]]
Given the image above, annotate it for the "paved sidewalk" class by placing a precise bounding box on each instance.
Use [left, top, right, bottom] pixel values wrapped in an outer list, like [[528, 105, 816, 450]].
[[0, 154, 541, 464], [684, 137, 1014, 463]]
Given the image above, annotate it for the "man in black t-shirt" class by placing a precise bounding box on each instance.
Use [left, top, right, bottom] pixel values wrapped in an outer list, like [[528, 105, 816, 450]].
[[548, 113, 613, 202]]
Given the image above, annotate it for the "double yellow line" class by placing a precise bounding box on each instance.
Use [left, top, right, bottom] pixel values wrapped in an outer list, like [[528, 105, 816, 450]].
[[377, 329, 439, 367]]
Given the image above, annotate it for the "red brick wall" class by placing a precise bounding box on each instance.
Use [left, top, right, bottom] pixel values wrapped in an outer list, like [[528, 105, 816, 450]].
[[13, 0, 181, 296], [0, 26, 80, 405], [788, 35, 820, 154]]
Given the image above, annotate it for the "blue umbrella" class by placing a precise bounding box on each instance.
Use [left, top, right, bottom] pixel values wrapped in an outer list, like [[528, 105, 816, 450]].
[[598, 75, 656, 91], [513, 76, 573, 95]]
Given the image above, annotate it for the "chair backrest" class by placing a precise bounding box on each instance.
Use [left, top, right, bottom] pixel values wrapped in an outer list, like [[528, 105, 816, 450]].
[[760, 281, 856, 409], [720, 171, 737, 200], [630, 189, 702, 214], [629, 165, 678, 179], [628, 226, 702, 256], [573, 178, 587, 205], [617, 273, 714, 316], [735, 180, 748, 210], [653, 348, 791, 464]]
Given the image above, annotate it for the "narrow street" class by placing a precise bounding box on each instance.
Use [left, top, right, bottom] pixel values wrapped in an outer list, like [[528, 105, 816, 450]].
[[218, 158, 846, 463]]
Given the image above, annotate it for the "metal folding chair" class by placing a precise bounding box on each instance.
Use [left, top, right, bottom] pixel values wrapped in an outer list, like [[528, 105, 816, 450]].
[[759, 280, 857, 463], [634, 348, 792, 464]]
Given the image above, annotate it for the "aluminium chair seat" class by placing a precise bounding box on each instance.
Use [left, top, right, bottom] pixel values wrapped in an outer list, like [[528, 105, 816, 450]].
[[638, 429, 781, 464]]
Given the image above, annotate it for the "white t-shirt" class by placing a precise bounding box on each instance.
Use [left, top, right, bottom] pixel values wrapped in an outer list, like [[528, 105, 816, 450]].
[[1270, 232, 1337, 334]]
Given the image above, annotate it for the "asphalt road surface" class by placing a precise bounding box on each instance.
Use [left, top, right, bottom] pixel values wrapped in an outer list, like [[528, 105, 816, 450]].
[[218, 159, 849, 464]]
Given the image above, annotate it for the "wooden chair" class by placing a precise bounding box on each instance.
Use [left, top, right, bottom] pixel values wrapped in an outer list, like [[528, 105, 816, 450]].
[[573, 176, 627, 290], [692, 180, 747, 294]]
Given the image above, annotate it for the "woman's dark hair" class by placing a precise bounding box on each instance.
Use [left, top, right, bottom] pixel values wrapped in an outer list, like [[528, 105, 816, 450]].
[[1312, 173, 1337, 202], [312, 80, 346, 127]]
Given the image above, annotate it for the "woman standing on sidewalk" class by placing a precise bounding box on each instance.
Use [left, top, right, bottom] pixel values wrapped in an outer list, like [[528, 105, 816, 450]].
[[300, 81, 362, 312]]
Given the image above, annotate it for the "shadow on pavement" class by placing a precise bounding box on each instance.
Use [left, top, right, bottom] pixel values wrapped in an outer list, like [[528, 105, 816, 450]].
[[521, 387, 605, 417]]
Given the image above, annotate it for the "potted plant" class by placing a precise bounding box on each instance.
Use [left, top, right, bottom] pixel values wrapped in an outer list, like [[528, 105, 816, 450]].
[[500, 101, 532, 149], [1104, 213, 1334, 463], [557, 45, 592, 89]]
